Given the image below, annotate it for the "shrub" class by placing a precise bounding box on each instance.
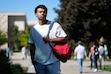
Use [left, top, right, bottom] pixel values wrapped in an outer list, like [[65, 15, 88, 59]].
[[0, 50, 24, 74]]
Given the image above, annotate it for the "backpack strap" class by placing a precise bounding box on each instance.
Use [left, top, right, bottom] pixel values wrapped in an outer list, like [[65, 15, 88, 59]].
[[47, 21, 55, 47], [47, 21, 55, 37]]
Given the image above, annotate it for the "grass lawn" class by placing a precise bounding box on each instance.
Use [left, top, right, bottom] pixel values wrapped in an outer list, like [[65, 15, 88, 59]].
[[104, 65, 111, 72], [88, 65, 111, 72]]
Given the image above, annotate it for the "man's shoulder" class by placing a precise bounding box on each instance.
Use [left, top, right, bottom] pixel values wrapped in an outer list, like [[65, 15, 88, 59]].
[[79, 45, 85, 48], [48, 21, 59, 26]]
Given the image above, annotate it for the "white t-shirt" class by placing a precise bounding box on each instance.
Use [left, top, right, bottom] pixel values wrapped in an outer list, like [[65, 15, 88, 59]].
[[74, 45, 86, 59], [28, 20, 67, 65]]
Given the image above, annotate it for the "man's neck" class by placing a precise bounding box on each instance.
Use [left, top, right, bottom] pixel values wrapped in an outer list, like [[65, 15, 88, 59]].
[[38, 20, 48, 25]]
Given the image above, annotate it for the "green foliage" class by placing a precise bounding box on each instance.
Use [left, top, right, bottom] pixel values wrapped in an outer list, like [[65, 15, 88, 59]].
[[13, 49, 21, 52], [10, 64, 23, 74], [0, 50, 10, 64], [0, 50, 24, 74], [88, 65, 111, 72], [0, 50, 11, 73], [22, 66, 28, 73], [18, 27, 30, 47], [55, 0, 111, 42], [11, 26, 20, 50], [12, 26, 19, 43], [0, 31, 7, 45], [68, 40, 76, 50], [103, 65, 111, 72]]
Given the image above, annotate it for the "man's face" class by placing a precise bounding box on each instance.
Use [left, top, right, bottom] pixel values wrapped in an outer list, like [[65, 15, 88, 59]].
[[35, 8, 47, 20]]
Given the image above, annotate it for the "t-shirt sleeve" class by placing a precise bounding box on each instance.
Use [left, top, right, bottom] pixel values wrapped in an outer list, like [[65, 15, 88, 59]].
[[55, 23, 67, 37], [74, 47, 77, 53], [28, 28, 34, 44]]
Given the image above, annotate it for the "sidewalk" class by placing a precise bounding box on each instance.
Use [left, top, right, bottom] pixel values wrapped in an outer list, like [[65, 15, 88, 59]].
[[61, 60, 111, 74], [11, 52, 111, 74]]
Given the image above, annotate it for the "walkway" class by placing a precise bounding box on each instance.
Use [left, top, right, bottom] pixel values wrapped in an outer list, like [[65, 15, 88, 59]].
[[10, 52, 111, 74]]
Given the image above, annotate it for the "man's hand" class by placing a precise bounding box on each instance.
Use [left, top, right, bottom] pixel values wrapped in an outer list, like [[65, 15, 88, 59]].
[[43, 36, 52, 43]]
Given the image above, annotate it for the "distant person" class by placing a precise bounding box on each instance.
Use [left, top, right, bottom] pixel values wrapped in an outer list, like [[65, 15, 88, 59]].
[[104, 44, 109, 59], [74, 40, 87, 73], [89, 42, 99, 72], [88, 42, 94, 69], [98, 44, 105, 69], [21, 46, 27, 60], [89, 52, 93, 69], [6, 47, 11, 59]]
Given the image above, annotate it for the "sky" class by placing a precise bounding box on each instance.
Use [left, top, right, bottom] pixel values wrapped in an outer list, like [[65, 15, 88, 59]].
[[0, 0, 60, 21]]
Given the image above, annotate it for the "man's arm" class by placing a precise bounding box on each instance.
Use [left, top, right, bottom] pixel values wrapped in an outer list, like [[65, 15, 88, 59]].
[[29, 43, 35, 64], [84, 51, 88, 58], [43, 36, 67, 44]]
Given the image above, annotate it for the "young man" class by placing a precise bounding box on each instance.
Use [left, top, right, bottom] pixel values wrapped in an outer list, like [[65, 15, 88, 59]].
[[74, 40, 87, 73], [28, 5, 67, 74]]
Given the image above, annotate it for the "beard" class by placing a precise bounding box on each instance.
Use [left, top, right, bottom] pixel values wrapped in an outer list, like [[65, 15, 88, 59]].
[[39, 16, 46, 21]]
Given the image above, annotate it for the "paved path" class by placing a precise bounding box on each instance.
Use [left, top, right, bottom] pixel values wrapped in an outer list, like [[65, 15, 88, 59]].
[[10, 53, 111, 74]]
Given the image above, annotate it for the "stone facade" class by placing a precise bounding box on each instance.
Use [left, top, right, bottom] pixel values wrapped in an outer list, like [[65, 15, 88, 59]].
[[0, 12, 27, 49]]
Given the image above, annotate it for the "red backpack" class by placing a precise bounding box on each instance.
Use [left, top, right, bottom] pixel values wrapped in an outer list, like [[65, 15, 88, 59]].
[[52, 42, 72, 62], [48, 22, 72, 63]]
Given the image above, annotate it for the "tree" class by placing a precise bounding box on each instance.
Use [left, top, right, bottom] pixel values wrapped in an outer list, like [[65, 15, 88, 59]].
[[0, 50, 23, 74], [18, 27, 29, 47], [11, 26, 20, 50], [54, 0, 111, 57], [54, 0, 111, 42]]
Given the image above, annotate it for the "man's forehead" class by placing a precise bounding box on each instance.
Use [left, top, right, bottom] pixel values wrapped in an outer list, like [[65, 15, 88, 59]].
[[37, 8, 45, 11]]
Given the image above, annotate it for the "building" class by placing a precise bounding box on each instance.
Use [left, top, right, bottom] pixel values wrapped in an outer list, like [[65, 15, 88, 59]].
[[27, 20, 37, 28], [0, 12, 27, 49]]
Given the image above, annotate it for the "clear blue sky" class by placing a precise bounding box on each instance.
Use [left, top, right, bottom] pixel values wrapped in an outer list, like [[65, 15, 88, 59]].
[[0, 0, 60, 21]]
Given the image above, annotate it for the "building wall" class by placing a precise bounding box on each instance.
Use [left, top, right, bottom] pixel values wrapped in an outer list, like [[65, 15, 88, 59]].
[[8, 16, 27, 31], [0, 14, 8, 49], [0, 14, 8, 34], [0, 13, 27, 49]]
